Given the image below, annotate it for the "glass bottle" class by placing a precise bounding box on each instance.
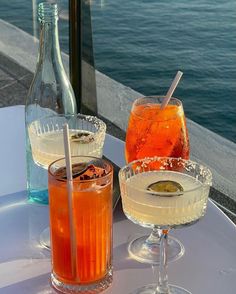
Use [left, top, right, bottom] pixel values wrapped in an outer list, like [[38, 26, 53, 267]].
[[25, 2, 77, 204]]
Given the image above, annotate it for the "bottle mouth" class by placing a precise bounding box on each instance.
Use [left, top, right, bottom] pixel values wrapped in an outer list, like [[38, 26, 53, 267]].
[[38, 2, 58, 23]]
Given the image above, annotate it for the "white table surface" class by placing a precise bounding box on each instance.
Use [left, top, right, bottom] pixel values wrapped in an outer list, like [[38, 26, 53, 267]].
[[0, 106, 236, 294]]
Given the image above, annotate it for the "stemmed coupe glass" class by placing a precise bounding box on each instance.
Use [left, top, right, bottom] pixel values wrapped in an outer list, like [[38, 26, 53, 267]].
[[125, 96, 190, 264], [28, 113, 106, 249], [119, 157, 212, 294]]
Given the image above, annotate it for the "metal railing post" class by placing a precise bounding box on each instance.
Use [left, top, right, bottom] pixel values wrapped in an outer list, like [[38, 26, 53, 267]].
[[69, 0, 82, 112]]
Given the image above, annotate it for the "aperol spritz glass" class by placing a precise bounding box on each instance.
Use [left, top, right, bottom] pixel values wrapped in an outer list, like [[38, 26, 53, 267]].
[[125, 96, 190, 264]]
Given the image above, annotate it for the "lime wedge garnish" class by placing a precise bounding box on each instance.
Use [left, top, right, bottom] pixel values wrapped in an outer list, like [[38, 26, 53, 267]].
[[147, 180, 183, 196]]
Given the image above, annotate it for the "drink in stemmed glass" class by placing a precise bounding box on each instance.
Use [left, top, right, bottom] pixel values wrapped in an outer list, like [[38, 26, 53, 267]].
[[125, 96, 189, 162], [119, 157, 212, 294], [125, 96, 190, 264], [28, 113, 106, 249]]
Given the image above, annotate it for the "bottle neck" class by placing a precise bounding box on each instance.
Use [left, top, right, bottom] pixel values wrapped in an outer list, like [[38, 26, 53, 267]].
[[38, 20, 63, 66]]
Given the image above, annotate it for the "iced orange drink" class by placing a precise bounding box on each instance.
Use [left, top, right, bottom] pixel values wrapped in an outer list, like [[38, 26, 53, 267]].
[[125, 96, 189, 163], [48, 156, 113, 293]]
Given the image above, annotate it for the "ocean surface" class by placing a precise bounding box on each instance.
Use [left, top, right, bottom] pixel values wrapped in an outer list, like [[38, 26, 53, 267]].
[[0, 0, 235, 143]]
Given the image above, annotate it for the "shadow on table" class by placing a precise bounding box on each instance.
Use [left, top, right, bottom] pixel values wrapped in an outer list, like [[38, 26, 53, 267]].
[[113, 200, 152, 271], [0, 191, 50, 263], [113, 242, 150, 271], [0, 273, 55, 294]]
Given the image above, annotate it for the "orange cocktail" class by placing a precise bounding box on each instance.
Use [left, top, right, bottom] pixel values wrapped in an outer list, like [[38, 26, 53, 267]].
[[125, 96, 189, 163], [48, 156, 113, 293]]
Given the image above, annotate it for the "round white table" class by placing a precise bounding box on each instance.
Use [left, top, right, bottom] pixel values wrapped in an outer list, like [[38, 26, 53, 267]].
[[0, 106, 236, 294]]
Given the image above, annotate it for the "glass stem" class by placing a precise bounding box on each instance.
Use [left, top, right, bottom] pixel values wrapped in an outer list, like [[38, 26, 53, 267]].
[[155, 229, 170, 294], [145, 226, 161, 245]]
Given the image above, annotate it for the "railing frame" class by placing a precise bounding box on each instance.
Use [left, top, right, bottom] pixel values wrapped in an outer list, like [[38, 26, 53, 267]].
[[69, 0, 82, 112]]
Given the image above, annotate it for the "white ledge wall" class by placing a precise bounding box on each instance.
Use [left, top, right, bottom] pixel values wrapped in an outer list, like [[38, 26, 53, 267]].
[[0, 19, 236, 201]]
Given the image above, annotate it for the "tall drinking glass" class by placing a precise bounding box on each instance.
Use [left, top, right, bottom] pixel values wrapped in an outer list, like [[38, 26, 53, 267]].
[[28, 114, 106, 249], [119, 157, 212, 294], [49, 156, 113, 293], [125, 96, 190, 264]]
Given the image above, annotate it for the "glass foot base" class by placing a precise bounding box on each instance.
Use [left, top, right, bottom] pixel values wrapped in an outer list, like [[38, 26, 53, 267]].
[[40, 227, 51, 250], [130, 283, 191, 294], [51, 268, 113, 293], [128, 235, 184, 264]]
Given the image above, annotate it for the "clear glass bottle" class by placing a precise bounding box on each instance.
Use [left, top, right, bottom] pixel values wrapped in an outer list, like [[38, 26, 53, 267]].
[[25, 2, 77, 204]]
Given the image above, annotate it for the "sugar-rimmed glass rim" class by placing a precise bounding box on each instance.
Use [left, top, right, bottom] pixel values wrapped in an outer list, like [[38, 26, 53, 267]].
[[29, 113, 106, 140], [119, 156, 212, 196]]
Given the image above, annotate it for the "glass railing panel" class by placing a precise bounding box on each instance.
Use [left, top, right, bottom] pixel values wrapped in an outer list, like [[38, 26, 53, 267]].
[[91, 0, 236, 143], [90, 0, 236, 223]]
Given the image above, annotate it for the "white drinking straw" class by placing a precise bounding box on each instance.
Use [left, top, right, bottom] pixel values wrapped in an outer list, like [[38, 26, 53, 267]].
[[160, 71, 183, 109], [63, 123, 77, 279]]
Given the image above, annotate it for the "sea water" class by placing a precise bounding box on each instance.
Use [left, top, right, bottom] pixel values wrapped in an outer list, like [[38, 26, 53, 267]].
[[0, 0, 235, 142]]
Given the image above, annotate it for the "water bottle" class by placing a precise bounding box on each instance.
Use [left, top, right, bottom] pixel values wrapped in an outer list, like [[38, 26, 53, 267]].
[[25, 2, 77, 204]]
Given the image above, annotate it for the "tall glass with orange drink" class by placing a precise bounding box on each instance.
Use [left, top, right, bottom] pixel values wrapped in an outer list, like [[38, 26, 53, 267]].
[[125, 96, 190, 264], [48, 156, 113, 293]]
